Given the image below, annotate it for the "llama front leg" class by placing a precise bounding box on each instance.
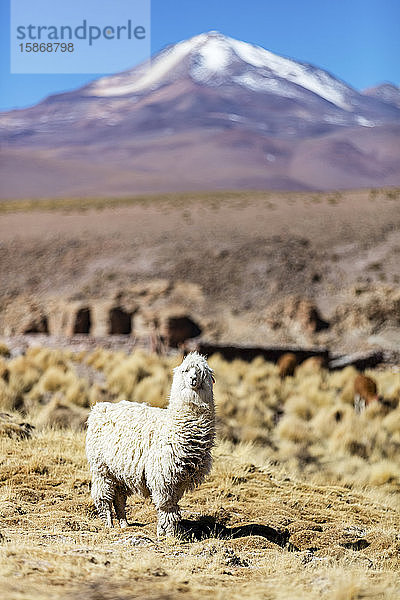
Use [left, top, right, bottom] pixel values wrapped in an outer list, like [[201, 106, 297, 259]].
[[149, 481, 182, 537], [156, 504, 181, 538], [91, 474, 114, 528], [113, 488, 128, 528]]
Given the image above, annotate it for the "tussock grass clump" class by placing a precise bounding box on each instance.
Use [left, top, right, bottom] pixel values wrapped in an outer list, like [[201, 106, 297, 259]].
[[36, 395, 88, 431], [6, 356, 42, 400], [0, 379, 15, 413], [85, 347, 126, 374], [0, 342, 10, 357], [26, 365, 91, 410], [368, 460, 400, 486], [25, 346, 71, 371], [0, 412, 34, 439], [276, 414, 315, 444], [104, 350, 175, 405], [382, 409, 400, 438]]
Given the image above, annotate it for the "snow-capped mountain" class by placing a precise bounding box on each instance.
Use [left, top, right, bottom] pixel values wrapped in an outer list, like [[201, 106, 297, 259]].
[[88, 32, 355, 109], [0, 31, 399, 197]]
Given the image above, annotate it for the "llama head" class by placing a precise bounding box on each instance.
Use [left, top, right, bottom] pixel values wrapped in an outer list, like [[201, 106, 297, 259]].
[[170, 352, 215, 409]]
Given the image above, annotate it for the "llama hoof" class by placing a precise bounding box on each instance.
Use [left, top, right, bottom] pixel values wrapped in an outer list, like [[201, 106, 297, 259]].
[[157, 526, 166, 539], [157, 523, 180, 539]]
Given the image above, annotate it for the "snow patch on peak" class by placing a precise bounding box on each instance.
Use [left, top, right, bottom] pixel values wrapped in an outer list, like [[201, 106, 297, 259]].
[[230, 38, 274, 68], [196, 37, 232, 72], [233, 73, 297, 99], [228, 38, 351, 110]]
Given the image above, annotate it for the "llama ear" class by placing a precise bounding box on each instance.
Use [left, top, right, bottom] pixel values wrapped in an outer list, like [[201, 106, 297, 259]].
[[211, 374, 215, 383]]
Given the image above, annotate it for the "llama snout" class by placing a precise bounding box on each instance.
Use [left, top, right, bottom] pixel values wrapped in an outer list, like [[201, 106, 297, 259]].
[[188, 367, 200, 389]]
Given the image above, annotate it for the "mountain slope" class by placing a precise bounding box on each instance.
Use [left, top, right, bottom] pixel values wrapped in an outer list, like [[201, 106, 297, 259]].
[[363, 83, 400, 109], [0, 31, 399, 197]]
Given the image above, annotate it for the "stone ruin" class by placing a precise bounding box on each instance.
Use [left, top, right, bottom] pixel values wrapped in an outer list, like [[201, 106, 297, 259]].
[[266, 296, 330, 336], [0, 280, 209, 348], [0, 294, 203, 349]]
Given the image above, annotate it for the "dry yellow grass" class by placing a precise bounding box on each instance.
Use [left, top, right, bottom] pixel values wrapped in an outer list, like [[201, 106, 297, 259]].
[[0, 190, 279, 215], [1, 346, 400, 599]]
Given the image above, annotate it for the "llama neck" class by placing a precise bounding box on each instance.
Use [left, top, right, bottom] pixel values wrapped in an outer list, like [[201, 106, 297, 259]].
[[168, 383, 214, 416], [166, 382, 215, 467], [169, 401, 215, 452], [171, 400, 215, 423], [168, 384, 215, 430]]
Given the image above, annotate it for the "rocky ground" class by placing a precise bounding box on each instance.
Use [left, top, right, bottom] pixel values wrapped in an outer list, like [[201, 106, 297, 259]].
[[0, 188, 399, 353]]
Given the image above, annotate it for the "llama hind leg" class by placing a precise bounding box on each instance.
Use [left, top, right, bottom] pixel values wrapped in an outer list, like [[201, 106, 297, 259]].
[[113, 488, 128, 528], [91, 473, 114, 528]]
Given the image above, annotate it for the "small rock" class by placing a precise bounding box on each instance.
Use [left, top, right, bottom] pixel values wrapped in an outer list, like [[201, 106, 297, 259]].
[[111, 535, 154, 547]]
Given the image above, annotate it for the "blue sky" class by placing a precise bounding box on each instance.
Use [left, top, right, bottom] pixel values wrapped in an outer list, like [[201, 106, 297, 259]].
[[1, 0, 399, 111]]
